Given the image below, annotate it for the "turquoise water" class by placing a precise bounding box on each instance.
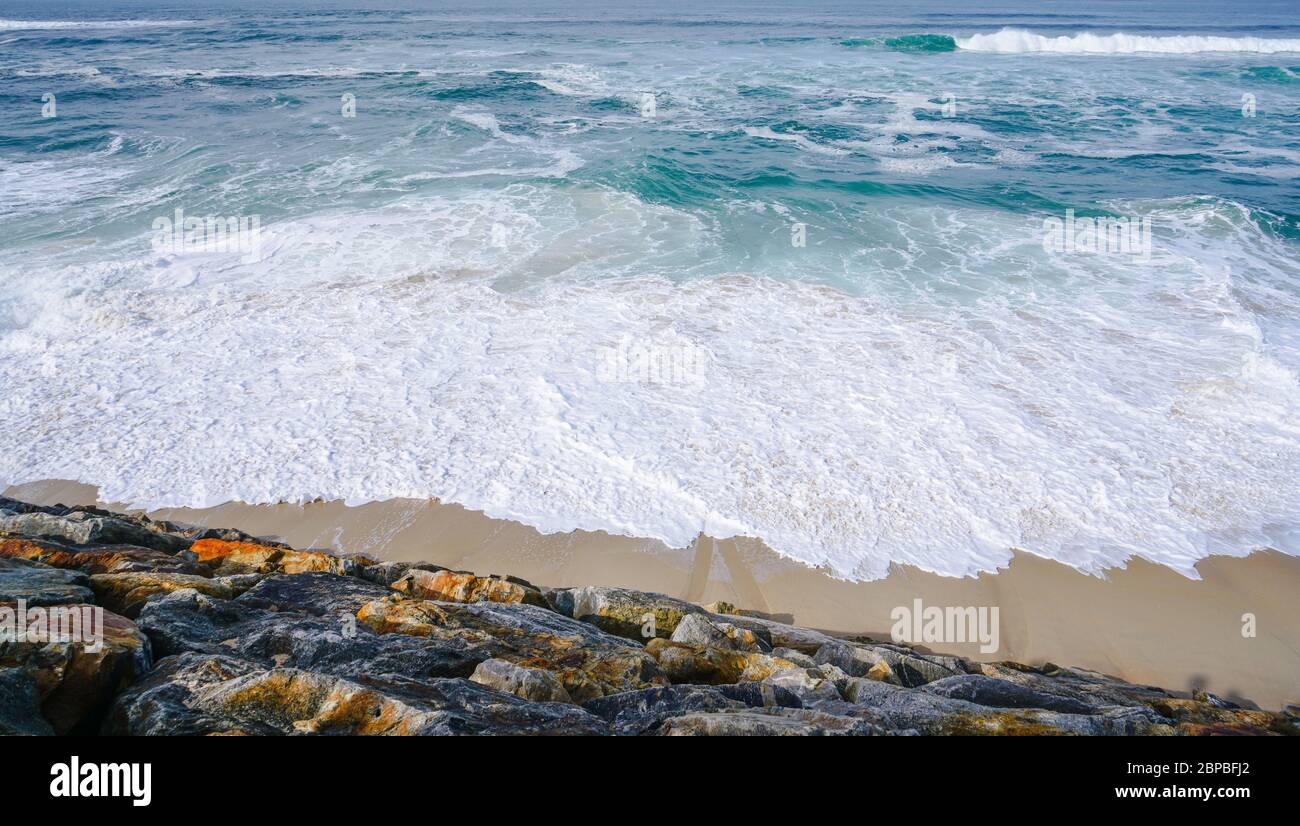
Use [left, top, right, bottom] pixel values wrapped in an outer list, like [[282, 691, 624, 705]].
[[1, 1, 1298, 579]]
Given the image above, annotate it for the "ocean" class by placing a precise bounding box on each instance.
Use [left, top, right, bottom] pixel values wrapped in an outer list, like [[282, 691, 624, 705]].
[[1, 0, 1298, 580]]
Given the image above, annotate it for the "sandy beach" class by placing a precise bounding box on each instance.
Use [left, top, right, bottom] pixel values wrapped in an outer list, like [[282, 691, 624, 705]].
[[8, 478, 1297, 711]]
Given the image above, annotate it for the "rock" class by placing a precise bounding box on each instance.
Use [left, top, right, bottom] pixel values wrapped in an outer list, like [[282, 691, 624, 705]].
[[814, 640, 961, 687], [470, 658, 573, 704], [353, 560, 444, 588], [971, 661, 1179, 709], [1, 601, 151, 734], [670, 613, 772, 652], [659, 709, 882, 736], [832, 679, 1172, 735], [1146, 698, 1296, 736], [764, 668, 844, 703], [644, 638, 799, 685], [0, 557, 94, 606], [138, 589, 490, 681], [0, 501, 190, 554], [922, 674, 1097, 715], [358, 596, 667, 702], [708, 612, 842, 654], [215, 573, 264, 597], [702, 601, 738, 615], [190, 538, 362, 576], [235, 572, 391, 617], [557, 586, 706, 640], [106, 653, 608, 736], [89, 572, 232, 618], [393, 568, 548, 607], [771, 647, 819, 668], [0, 537, 208, 575], [582, 683, 804, 735], [0, 668, 55, 736]]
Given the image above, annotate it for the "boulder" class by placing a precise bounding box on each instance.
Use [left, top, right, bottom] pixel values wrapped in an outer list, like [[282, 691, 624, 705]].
[[0, 537, 208, 575], [190, 538, 362, 576], [0, 667, 55, 736], [89, 572, 232, 618], [670, 613, 771, 652], [0, 502, 190, 554], [353, 560, 444, 588], [0, 557, 94, 606], [106, 653, 609, 736], [644, 638, 799, 685], [235, 572, 391, 617], [832, 679, 1172, 735], [393, 568, 548, 607], [138, 589, 492, 682], [1, 601, 151, 734], [358, 596, 666, 702], [659, 709, 882, 736], [1146, 698, 1296, 736], [814, 640, 961, 687], [921, 674, 1096, 715], [582, 683, 804, 735], [555, 586, 705, 640], [763, 668, 844, 704], [707, 612, 841, 654], [470, 658, 573, 704]]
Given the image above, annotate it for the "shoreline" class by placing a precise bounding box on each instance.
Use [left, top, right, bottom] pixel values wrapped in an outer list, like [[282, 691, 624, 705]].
[[6, 478, 1298, 711]]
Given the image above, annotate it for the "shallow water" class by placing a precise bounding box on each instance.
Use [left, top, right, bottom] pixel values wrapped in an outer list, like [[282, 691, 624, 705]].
[[1, 1, 1298, 579]]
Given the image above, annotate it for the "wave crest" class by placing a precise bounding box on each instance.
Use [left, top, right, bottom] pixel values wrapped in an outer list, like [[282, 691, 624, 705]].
[[957, 28, 1300, 54]]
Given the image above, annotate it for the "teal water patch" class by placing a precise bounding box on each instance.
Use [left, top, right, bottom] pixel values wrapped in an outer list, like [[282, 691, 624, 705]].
[[839, 33, 957, 52]]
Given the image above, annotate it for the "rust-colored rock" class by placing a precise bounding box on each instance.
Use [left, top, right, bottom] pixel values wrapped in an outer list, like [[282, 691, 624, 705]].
[[393, 568, 548, 607], [0, 537, 207, 575], [191, 538, 364, 576]]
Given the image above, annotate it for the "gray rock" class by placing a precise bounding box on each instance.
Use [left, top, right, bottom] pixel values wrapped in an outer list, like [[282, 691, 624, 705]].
[[921, 674, 1097, 715], [830, 679, 1169, 735], [235, 572, 392, 617], [659, 708, 882, 736], [671, 613, 773, 652], [0, 504, 190, 554], [352, 560, 445, 588], [582, 683, 804, 735], [708, 612, 842, 654], [814, 640, 961, 687], [139, 589, 490, 681], [771, 647, 819, 668], [0, 557, 94, 606], [0, 668, 55, 736], [558, 585, 706, 640], [106, 652, 610, 735], [470, 658, 573, 704]]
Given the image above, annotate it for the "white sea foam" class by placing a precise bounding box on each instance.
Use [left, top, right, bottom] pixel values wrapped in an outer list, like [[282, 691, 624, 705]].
[[0, 19, 195, 31], [957, 29, 1300, 54], [1, 191, 1297, 581]]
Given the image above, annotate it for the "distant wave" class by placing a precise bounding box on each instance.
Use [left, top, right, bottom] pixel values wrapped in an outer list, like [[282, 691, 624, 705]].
[[0, 19, 194, 31], [839, 34, 957, 52], [957, 28, 1300, 54]]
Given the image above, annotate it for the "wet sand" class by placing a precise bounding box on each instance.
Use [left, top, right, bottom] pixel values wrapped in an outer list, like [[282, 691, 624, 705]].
[[7, 478, 1298, 710]]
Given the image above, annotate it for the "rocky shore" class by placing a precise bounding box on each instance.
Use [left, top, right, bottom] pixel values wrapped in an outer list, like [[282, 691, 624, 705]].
[[1, 495, 1294, 736]]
